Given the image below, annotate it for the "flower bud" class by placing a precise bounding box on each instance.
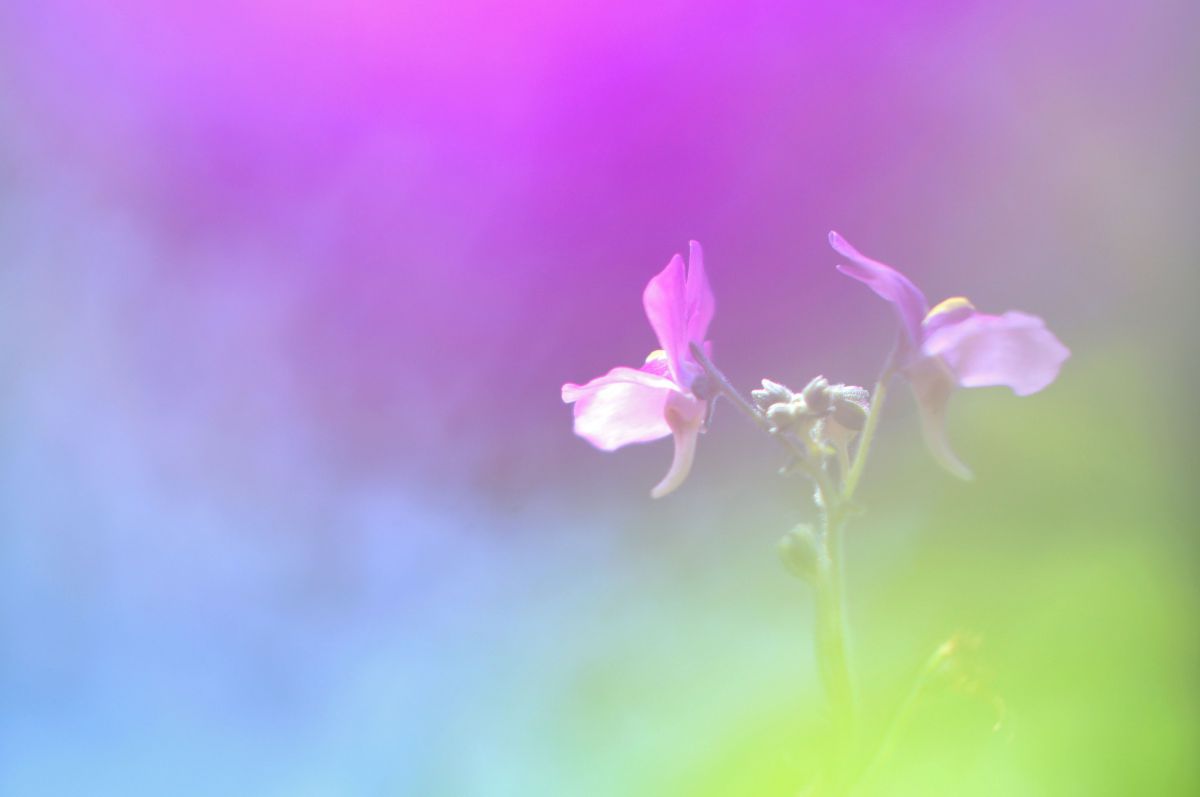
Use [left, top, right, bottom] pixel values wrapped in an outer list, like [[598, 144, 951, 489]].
[[766, 400, 802, 429], [778, 523, 820, 582], [801, 376, 832, 413], [831, 396, 868, 432], [752, 379, 793, 411], [831, 385, 869, 406]]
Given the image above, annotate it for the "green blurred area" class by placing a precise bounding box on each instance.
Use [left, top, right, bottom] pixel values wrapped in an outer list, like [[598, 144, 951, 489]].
[[546, 344, 1196, 796]]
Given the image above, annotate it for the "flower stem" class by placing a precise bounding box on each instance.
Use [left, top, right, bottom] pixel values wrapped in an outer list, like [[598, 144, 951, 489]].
[[687, 342, 865, 794], [842, 349, 897, 505], [815, 504, 855, 793], [816, 348, 903, 792], [814, 347, 905, 793], [687, 342, 775, 435]]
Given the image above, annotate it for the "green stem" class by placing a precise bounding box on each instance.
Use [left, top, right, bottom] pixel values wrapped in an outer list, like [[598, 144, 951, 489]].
[[842, 349, 897, 505], [815, 505, 855, 793], [688, 342, 880, 795], [813, 346, 906, 793]]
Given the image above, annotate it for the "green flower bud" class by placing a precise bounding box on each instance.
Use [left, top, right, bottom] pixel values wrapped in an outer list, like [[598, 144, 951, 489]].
[[832, 396, 869, 431], [831, 385, 869, 406], [752, 379, 794, 411], [778, 523, 820, 582], [766, 400, 801, 429], [801, 376, 832, 413]]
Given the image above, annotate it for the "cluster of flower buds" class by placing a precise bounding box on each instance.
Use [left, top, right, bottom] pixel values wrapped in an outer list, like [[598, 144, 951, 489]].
[[751, 376, 870, 445]]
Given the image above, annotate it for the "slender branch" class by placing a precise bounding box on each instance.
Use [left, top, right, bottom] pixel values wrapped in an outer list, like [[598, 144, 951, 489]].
[[814, 345, 906, 793], [841, 347, 898, 504], [815, 511, 855, 793], [688, 342, 776, 434]]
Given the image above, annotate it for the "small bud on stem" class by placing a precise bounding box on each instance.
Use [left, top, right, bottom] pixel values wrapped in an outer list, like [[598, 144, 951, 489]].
[[778, 524, 821, 583]]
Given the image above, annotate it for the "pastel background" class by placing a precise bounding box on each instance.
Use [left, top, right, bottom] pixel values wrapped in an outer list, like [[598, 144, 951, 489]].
[[1, 2, 1195, 795]]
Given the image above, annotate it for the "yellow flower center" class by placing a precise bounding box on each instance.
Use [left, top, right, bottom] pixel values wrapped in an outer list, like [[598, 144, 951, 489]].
[[924, 296, 975, 322]]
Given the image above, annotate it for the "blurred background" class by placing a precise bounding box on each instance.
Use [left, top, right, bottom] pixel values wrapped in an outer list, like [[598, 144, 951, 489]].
[[1, 1, 1196, 795]]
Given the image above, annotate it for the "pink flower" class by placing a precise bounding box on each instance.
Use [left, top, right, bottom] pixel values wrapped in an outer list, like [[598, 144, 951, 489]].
[[562, 242, 715, 498], [830, 231, 1070, 479]]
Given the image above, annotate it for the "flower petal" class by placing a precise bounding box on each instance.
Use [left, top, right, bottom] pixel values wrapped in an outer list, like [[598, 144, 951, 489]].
[[907, 358, 974, 480], [562, 366, 679, 451], [684, 240, 715, 344], [643, 253, 688, 384], [650, 392, 707, 498], [829, 231, 929, 348], [922, 311, 1070, 396]]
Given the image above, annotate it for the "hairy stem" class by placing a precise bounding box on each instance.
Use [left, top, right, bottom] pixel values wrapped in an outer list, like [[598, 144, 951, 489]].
[[815, 505, 855, 793]]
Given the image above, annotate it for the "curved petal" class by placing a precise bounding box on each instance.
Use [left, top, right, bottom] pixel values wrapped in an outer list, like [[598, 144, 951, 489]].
[[684, 240, 715, 344], [907, 358, 974, 480], [922, 311, 1070, 396], [829, 231, 929, 349], [562, 366, 679, 451], [643, 253, 688, 383], [650, 392, 707, 498]]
